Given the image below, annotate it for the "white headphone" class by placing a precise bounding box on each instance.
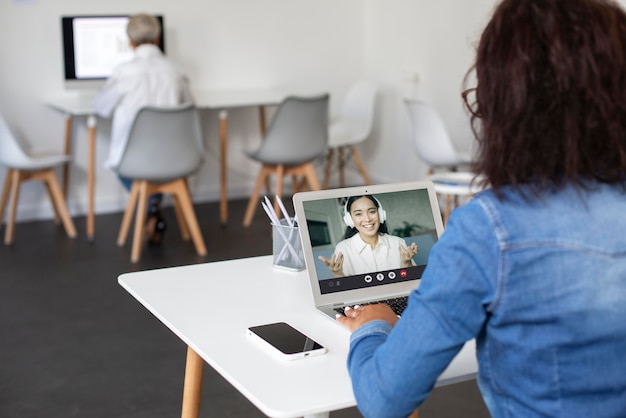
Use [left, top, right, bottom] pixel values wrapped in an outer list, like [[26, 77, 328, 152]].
[[343, 195, 387, 228]]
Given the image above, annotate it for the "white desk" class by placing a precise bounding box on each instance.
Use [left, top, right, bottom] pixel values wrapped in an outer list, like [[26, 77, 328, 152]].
[[118, 255, 478, 418], [45, 89, 290, 238]]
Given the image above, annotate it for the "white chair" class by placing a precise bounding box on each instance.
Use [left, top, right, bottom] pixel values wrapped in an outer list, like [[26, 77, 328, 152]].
[[115, 104, 207, 263], [404, 99, 483, 224], [323, 82, 377, 188], [243, 94, 329, 227], [404, 98, 474, 175], [0, 112, 76, 245]]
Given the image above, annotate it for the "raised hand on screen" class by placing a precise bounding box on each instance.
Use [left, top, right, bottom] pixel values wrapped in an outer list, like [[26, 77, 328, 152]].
[[399, 242, 419, 267], [319, 252, 345, 278]]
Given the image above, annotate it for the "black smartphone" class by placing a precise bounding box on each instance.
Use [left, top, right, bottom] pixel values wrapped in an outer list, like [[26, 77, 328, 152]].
[[247, 322, 327, 360]]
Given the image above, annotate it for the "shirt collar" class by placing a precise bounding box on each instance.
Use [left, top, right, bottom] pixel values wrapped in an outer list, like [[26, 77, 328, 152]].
[[350, 233, 390, 253], [134, 43, 162, 58]]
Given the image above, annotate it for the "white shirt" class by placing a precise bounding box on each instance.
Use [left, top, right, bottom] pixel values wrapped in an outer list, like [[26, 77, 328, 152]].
[[334, 233, 416, 276], [93, 44, 193, 169]]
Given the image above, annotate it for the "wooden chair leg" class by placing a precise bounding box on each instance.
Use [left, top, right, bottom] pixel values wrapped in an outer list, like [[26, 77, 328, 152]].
[[338, 147, 346, 188], [243, 165, 272, 227], [130, 181, 149, 263], [43, 177, 62, 225], [43, 169, 76, 238], [322, 149, 334, 189], [172, 193, 191, 241], [409, 409, 419, 418], [274, 164, 285, 217], [171, 179, 207, 256], [350, 147, 372, 185], [302, 163, 321, 191], [0, 169, 14, 226], [291, 174, 300, 194], [5, 170, 22, 245], [117, 181, 140, 246]]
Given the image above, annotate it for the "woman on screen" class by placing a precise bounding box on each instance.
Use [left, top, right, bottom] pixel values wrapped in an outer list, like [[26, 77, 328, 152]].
[[318, 195, 418, 277]]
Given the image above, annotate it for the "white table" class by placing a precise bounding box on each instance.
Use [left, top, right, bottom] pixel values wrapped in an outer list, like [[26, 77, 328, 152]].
[[45, 88, 292, 238], [118, 255, 478, 418]]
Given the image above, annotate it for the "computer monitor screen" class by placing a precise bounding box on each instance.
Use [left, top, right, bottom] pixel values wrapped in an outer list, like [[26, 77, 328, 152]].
[[61, 15, 165, 81]]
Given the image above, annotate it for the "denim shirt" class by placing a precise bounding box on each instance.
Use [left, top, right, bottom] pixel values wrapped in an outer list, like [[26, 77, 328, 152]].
[[347, 184, 626, 418]]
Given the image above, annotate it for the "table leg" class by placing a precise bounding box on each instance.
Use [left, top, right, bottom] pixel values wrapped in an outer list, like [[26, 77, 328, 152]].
[[181, 346, 204, 418], [62, 115, 72, 199], [87, 115, 97, 241], [219, 110, 228, 226]]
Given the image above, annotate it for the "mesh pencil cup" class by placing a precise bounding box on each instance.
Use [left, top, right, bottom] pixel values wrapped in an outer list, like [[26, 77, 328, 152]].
[[272, 219, 305, 271]]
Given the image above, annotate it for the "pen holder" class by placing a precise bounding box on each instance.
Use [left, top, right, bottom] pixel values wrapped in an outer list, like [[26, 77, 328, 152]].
[[272, 219, 305, 272]]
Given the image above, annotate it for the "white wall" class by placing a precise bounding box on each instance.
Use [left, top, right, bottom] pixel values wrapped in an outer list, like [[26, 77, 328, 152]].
[[0, 0, 505, 222]]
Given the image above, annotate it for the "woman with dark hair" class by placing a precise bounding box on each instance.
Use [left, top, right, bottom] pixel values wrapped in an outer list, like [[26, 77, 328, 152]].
[[319, 195, 418, 277], [335, 1, 626, 417]]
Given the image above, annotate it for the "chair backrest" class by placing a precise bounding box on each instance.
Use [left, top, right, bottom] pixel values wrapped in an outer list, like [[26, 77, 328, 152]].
[[337, 82, 377, 142], [404, 98, 466, 167], [251, 94, 329, 165], [0, 112, 31, 168], [116, 104, 205, 182]]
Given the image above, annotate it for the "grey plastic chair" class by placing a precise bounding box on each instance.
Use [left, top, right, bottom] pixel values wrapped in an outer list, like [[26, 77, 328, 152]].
[[115, 104, 207, 263], [323, 82, 377, 188], [0, 112, 76, 245], [242, 94, 329, 227]]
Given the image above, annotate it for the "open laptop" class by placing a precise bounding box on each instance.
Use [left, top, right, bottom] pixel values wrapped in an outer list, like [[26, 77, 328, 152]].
[[292, 181, 444, 320]]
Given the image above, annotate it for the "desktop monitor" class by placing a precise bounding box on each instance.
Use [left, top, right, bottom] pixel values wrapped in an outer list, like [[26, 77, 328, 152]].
[[61, 15, 165, 82]]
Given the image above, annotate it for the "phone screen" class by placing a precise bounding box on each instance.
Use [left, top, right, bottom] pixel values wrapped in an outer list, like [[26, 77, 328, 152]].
[[248, 322, 325, 355]]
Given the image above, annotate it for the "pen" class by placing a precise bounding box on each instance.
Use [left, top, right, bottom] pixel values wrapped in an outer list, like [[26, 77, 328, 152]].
[[264, 196, 281, 223], [275, 195, 294, 227]]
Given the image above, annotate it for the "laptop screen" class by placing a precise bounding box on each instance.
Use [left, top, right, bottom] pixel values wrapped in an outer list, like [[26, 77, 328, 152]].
[[294, 183, 442, 298]]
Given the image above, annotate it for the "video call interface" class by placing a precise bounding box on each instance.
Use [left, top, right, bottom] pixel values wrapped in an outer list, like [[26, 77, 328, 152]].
[[301, 189, 439, 295]]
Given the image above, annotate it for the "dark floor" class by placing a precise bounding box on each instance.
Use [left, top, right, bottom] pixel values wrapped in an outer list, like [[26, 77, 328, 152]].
[[0, 197, 489, 418]]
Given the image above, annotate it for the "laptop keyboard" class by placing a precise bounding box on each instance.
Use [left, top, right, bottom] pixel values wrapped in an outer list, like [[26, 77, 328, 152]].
[[334, 296, 409, 317]]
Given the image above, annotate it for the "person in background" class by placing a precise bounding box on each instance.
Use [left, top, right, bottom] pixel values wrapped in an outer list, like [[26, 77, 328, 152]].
[[336, 0, 626, 417], [319, 195, 418, 277], [93, 13, 193, 244]]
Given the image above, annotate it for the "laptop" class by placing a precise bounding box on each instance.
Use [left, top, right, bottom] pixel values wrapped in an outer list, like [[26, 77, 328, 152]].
[[292, 181, 444, 320]]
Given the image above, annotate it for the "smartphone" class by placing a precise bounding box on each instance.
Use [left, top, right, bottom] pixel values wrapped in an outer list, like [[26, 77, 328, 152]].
[[247, 322, 327, 361]]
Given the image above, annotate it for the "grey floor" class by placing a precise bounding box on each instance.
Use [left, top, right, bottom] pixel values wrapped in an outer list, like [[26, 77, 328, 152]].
[[0, 197, 490, 417]]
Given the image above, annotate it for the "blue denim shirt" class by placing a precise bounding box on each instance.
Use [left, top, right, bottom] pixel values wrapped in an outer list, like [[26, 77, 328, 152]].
[[347, 184, 626, 418]]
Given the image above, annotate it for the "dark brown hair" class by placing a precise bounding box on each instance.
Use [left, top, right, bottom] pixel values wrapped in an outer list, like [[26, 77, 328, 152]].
[[470, 0, 626, 197]]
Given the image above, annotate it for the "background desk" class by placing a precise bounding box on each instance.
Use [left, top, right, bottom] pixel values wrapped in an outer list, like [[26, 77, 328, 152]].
[[118, 255, 478, 418], [45, 89, 290, 238]]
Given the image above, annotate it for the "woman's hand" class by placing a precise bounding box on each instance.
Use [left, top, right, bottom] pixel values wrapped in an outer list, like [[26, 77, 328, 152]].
[[336, 304, 399, 332], [399, 242, 419, 267], [319, 252, 345, 277]]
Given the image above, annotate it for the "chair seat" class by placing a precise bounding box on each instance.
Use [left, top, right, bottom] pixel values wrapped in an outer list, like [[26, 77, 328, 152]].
[[3, 153, 71, 171], [327, 121, 364, 148], [246, 149, 322, 166]]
